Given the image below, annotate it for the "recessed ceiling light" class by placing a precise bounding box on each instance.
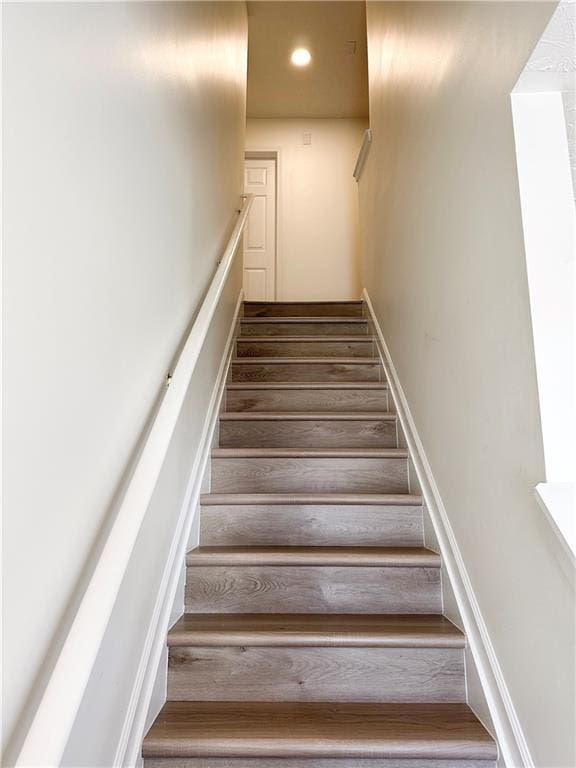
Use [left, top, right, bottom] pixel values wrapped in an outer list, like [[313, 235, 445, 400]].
[[291, 48, 312, 67]]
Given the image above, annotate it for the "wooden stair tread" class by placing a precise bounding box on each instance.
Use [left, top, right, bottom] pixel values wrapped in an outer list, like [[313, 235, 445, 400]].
[[186, 546, 440, 567], [237, 336, 372, 342], [200, 492, 422, 505], [227, 381, 387, 390], [244, 301, 364, 305], [212, 448, 408, 458], [220, 411, 395, 421], [233, 357, 380, 364], [143, 701, 496, 759], [241, 317, 368, 324], [168, 614, 465, 648]]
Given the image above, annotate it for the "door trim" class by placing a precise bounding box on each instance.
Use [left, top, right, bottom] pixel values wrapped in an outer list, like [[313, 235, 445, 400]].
[[245, 148, 282, 300]]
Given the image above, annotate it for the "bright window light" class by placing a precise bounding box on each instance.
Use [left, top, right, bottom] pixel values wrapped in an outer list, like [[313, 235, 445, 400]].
[[291, 48, 312, 67]]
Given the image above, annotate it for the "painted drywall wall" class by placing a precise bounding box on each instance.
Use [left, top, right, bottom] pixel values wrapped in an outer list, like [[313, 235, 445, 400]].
[[246, 118, 366, 300], [62, 254, 243, 767], [2, 1, 247, 760], [359, 3, 575, 767]]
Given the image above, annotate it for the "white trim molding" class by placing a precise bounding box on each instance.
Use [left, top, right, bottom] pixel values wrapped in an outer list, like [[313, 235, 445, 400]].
[[363, 288, 533, 768]]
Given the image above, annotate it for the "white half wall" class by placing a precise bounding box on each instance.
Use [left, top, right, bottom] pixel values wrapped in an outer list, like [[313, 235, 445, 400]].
[[2, 1, 247, 760], [246, 118, 366, 300], [360, 2, 574, 767]]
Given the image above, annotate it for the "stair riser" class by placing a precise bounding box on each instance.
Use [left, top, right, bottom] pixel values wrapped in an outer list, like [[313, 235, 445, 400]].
[[243, 302, 364, 318], [200, 505, 423, 546], [231, 362, 380, 383], [226, 387, 388, 412], [168, 647, 465, 703], [218, 420, 397, 449], [185, 566, 441, 613], [211, 457, 408, 494], [240, 322, 369, 337], [146, 760, 495, 768], [237, 340, 374, 358]]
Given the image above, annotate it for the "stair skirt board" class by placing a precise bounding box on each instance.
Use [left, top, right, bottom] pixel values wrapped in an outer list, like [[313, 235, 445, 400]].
[[142, 300, 497, 765]]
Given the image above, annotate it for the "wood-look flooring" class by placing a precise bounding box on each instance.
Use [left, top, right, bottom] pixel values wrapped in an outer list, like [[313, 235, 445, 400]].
[[144, 702, 496, 759], [243, 301, 365, 317], [143, 301, 497, 766], [231, 358, 382, 382], [167, 614, 466, 648], [240, 318, 370, 336]]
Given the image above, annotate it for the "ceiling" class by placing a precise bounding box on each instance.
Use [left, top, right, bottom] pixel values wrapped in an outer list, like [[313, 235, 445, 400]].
[[247, 1, 369, 119]]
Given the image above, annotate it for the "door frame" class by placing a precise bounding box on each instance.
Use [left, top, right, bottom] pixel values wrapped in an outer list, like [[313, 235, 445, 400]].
[[244, 148, 282, 300]]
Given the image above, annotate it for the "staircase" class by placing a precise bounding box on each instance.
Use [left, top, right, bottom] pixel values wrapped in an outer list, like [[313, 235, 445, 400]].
[[143, 300, 497, 767]]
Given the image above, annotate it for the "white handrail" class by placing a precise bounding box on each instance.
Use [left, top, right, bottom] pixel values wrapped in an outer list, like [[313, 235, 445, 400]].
[[353, 128, 372, 182], [15, 194, 254, 768]]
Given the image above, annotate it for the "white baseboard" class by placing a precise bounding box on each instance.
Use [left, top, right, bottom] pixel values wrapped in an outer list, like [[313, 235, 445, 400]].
[[114, 290, 243, 768], [363, 288, 533, 768]]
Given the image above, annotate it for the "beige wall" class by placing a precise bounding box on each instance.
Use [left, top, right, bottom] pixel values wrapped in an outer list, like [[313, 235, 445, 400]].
[[360, 3, 574, 767], [2, 1, 247, 759], [246, 118, 366, 300]]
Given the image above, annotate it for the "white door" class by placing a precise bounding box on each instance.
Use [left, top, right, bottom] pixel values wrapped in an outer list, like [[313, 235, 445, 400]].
[[243, 157, 276, 301]]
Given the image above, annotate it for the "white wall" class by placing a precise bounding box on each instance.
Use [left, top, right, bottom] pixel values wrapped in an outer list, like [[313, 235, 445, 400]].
[[62, 253, 243, 767], [2, 1, 247, 761], [360, 3, 575, 767], [246, 118, 366, 300]]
